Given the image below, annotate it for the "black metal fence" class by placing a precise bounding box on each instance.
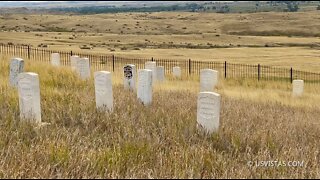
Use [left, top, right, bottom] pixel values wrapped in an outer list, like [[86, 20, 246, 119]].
[[1, 44, 320, 84]]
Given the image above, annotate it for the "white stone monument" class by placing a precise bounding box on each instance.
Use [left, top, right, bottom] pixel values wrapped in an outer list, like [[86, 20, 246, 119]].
[[76, 57, 90, 80], [70, 55, 79, 71], [94, 71, 113, 112], [173, 66, 181, 78], [292, 80, 304, 97], [197, 92, 221, 134], [156, 66, 165, 82], [123, 64, 136, 91], [51, 53, 61, 66], [200, 69, 219, 92], [145, 61, 156, 85], [18, 72, 41, 123], [9, 57, 24, 87], [137, 69, 152, 106]]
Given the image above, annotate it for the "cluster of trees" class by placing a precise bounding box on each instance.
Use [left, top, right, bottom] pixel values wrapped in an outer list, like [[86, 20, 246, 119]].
[[47, 1, 320, 14], [283, 1, 299, 12], [216, 5, 230, 13], [49, 3, 206, 14]]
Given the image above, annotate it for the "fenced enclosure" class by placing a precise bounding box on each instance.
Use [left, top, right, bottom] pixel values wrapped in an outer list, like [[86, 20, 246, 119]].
[[1, 44, 320, 84]]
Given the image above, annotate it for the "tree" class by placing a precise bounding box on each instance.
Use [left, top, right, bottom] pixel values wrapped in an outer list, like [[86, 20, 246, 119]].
[[286, 2, 299, 12], [317, 5, 320, 10], [217, 5, 230, 13]]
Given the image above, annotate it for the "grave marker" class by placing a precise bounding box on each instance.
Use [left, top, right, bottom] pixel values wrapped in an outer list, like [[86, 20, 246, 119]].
[[94, 71, 113, 112], [292, 80, 304, 97], [51, 53, 60, 66], [156, 66, 165, 82], [145, 61, 156, 85], [9, 58, 24, 87], [137, 69, 152, 105], [123, 64, 136, 91], [18, 72, 41, 123], [173, 66, 181, 78], [70, 55, 79, 71], [200, 69, 218, 92], [197, 92, 221, 134], [76, 57, 90, 80]]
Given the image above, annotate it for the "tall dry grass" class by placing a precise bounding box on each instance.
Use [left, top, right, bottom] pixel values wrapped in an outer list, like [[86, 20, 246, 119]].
[[0, 56, 319, 178]]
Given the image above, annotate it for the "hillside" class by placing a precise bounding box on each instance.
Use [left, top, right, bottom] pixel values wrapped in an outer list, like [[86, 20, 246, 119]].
[[0, 11, 319, 72]]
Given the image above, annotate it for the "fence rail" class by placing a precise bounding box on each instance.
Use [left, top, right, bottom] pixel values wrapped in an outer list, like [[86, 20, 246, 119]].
[[1, 44, 320, 84]]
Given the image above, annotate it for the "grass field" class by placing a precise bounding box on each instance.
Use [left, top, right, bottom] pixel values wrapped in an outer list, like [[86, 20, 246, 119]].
[[0, 56, 320, 178], [0, 8, 320, 178], [0, 11, 320, 72]]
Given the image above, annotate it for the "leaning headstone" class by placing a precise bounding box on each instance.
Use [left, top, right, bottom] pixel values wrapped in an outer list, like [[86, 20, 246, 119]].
[[156, 66, 165, 82], [9, 57, 24, 87], [197, 92, 221, 134], [173, 66, 181, 78], [18, 72, 41, 123], [137, 69, 152, 106], [70, 55, 79, 71], [292, 80, 304, 97], [123, 64, 136, 91], [200, 69, 219, 92], [94, 71, 113, 112], [145, 61, 156, 85], [76, 57, 90, 80], [51, 53, 60, 66]]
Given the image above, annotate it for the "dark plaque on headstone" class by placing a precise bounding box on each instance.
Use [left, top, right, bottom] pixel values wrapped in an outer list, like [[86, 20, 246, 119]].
[[124, 65, 133, 79]]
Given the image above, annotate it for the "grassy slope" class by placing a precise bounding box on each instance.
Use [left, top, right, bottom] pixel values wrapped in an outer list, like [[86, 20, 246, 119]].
[[0, 56, 319, 178], [1, 11, 319, 36], [0, 11, 320, 72]]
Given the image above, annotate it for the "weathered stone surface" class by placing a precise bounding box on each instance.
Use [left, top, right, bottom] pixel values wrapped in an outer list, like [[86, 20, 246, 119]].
[[51, 53, 60, 66], [137, 69, 152, 105], [94, 71, 113, 112], [145, 61, 156, 85], [70, 55, 79, 71], [197, 92, 221, 134], [200, 69, 218, 92], [293, 80, 304, 97], [76, 57, 90, 80], [156, 66, 165, 82], [18, 72, 41, 123], [9, 58, 24, 87], [173, 66, 181, 78]]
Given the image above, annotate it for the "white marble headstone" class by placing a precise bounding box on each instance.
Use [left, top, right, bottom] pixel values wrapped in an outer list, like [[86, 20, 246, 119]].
[[9, 58, 24, 87], [123, 64, 136, 91], [145, 61, 156, 85], [292, 80, 304, 97], [70, 55, 79, 71], [197, 92, 221, 134], [18, 72, 41, 123], [156, 66, 165, 82], [200, 69, 218, 92], [51, 53, 61, 66], [173, 66, 181, 78], [94, 71, 113, 112], [137, 69, 152, 106], [76, 57, 90, 80]]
